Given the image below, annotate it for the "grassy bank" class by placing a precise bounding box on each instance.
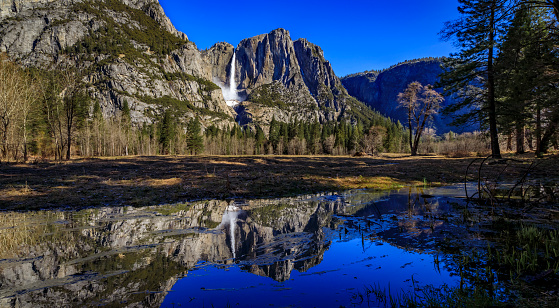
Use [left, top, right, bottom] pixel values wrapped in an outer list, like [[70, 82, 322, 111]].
[[0, 154, 555, 210]]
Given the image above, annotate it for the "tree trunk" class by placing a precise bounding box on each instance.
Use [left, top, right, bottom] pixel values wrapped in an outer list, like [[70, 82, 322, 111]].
[[411, 141, 418, 156], [23, 141, 27, 162], [537, 108, 559, 154], [536, 105, 542, 156], [526, 129, 534, 151], [515, 122, 525, 154], [66, 127, 71, 160], [22, 116, 28, 162], [1, 122, 8, 160], [487, 1, 502, 158], [408, 116, 413, 155], [66, 110, 73, 160]]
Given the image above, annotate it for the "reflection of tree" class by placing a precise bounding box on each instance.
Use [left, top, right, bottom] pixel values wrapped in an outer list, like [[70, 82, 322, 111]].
[[349, 187, 559, 304], [341, 187, 468, 255]]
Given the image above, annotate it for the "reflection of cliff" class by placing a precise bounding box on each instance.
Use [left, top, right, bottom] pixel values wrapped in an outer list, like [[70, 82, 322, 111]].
[[237, 200, 334, 282], [0, 193, 361, 306], [0, 200, 229, 307]]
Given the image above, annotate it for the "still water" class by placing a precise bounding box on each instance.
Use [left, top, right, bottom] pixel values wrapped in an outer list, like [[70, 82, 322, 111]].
[[0, 186, 475, 307]]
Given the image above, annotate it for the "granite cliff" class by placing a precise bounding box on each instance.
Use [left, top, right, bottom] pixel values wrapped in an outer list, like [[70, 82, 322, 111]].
[[203, 29, 377, 128], [0, 1, 377, 132]]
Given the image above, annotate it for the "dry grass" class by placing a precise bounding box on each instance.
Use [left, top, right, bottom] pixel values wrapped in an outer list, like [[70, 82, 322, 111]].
[[0, 154, 556, 210]]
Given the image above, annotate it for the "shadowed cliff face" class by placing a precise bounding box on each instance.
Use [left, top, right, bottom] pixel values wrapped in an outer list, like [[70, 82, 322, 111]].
[[202, 41, 235, 87], [294, 38, 349, 114], [236, 29, 303, 91], [341, 59, 474, 134], [233, 29, 320, 126]]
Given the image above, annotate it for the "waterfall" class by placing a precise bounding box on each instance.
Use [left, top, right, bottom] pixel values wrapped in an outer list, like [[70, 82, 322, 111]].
[[228, 210, 237, 259], [223, 49, 240, 107], [217, 205, 241, 259], [228, 51, 236, 98]]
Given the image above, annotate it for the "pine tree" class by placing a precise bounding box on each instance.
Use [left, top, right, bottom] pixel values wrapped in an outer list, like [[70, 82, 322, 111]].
[[255, 126, 265, 154], [158, 109, 176, 154], [440, 0, 510, 158], [186, 117, 204, 155], [269, 116, 280, 152], [121, 100, 131, 155], [64, 88, 89, 160], [280, 122, 289, 154], [520, 0, 559, 22], [496, 4, 559, 155], [309, 122, 321, 154], [121, 100, 130, 121], [496, 5, 534, 153]]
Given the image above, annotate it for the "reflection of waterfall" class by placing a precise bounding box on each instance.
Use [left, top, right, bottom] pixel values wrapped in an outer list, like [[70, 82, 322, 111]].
[[221, 50, 240, 107], [218, 205, 241, 259]]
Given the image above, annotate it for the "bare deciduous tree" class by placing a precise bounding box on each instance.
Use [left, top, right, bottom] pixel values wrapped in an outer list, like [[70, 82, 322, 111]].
[[398, 82, 444, 156], [0, 53, 38, 163]]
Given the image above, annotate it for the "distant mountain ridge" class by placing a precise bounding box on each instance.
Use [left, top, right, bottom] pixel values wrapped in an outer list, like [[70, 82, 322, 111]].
[[343, 57, 443, 79], [341, 58, 475, 134]]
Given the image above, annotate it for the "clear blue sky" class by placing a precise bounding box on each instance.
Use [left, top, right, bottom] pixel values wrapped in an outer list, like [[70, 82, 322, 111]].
[[159, 0, 460, 77]]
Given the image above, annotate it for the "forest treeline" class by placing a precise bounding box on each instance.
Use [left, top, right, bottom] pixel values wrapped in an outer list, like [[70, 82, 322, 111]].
[[0, 53, 411, 161], [439, 0, 559, 157]]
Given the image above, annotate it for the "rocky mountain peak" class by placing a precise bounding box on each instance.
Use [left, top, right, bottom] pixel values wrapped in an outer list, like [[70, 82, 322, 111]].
[[236, 27, 303, 91], [293, 38, 348, 110], [202, 41, 234, 87], [1, 0, 186, 42], [199, 28, 379, 128]]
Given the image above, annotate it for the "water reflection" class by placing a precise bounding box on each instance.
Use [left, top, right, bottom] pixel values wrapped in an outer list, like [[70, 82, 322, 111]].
[[0, 187, 470, 307]]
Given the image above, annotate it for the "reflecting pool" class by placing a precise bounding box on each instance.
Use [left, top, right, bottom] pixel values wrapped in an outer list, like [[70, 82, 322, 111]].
[[0, 185, 536, 307]]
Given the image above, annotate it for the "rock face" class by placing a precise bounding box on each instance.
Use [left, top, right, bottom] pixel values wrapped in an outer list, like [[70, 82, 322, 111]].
[[202, 41, 234, 86], [237, 29, 302, 91], [341, 58, 471, 134], [204, 29, 377, 128], [0, 0, 234, 128], [0, 1, 377, 131], [294, 38, 350, 115]]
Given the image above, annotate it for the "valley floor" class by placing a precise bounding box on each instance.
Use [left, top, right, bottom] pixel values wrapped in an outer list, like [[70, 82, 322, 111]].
[[0, 154, 557, 210]]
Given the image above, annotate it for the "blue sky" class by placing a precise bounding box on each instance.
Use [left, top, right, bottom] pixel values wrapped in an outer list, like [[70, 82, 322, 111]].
[[159, 0, 460, 77]]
